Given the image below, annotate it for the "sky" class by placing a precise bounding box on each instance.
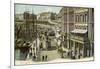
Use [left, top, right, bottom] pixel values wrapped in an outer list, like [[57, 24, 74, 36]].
[[15, 4, 62, 15]]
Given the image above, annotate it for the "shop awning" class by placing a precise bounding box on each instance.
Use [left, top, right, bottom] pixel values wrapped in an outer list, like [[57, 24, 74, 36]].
[[71, 29, 87, 34]]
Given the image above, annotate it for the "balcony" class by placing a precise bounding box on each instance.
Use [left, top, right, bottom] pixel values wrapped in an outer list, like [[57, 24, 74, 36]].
[[70, 35, 84, 42]]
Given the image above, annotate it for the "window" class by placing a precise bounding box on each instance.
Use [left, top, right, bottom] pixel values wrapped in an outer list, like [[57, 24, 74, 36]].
[[75, 15, 77, 22], [83, 15, 85, 22], [78, 15, 80, 22], [85, 14, 87, 22], [76, 15, 79, 22], [80, 15, 82, 22]]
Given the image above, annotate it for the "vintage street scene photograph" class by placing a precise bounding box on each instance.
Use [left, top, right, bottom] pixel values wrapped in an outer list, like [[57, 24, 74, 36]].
[[14, 4, 94, 65]]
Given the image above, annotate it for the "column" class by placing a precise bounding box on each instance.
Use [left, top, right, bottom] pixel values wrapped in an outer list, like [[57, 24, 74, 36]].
[[67, 8, 69, 49], [88, 8, 94, 57]]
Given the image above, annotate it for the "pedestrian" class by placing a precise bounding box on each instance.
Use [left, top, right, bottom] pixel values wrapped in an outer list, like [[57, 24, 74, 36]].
[[42, 56, 44, 61], [33, 55, 36, 60], [67, 52, 70, 57], [71, 51, 75, 59], [78, 54, 80, 59], [45, 55, 47, 61]]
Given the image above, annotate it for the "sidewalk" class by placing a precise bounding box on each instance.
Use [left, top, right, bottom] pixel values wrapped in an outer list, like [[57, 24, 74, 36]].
[[15, 57, 93, 65]]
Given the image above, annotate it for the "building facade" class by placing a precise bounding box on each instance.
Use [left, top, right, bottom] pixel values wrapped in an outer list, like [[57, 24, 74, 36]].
[[58, 7, 94, 59], [69, 8, 94, 59], [15, 11, 37, 60], [57, 7, 75, 49], [38, 12, 56, 21], [15, 11, 37, 41]]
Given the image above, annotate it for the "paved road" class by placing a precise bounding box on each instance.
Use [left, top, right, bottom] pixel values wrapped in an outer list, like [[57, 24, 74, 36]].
[[39, 50, 61, 61], [15, 57, 93, 65]]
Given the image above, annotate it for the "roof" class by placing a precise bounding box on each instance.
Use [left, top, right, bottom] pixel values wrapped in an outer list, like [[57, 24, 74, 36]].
[[71, 29, 87, 34], [15, 39, 31, 48]]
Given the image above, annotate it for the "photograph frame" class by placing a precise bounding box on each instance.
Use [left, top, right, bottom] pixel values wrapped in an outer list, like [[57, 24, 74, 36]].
[[10, 0, 95, 69]]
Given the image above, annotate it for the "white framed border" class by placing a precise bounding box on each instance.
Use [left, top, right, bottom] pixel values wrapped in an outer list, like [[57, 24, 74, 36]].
[[10, 0, 95, 69]]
